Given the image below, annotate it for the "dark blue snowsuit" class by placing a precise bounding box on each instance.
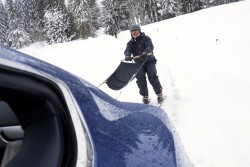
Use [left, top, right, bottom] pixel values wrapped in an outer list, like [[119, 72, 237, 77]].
[[124, 32, 162, 97]]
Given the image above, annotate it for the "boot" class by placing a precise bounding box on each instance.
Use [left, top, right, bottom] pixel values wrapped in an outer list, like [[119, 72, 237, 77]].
[[142, 96, 150, 104], [157, 92, 164, 104]]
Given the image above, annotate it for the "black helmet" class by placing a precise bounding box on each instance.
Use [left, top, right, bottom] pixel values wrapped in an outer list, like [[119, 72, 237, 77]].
[[130, 24, 140, 32]]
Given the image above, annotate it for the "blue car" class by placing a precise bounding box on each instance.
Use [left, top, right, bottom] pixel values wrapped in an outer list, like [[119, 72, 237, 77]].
[[0, 45, 193, 167]]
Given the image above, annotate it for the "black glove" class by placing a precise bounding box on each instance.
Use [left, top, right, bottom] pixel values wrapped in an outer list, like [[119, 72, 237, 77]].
[[141, 52, 148, 58], [125, 56, 133, 61]]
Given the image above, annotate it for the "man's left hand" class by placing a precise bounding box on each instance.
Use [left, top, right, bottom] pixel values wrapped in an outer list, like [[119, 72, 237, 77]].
[[141, 52, 153, 58], [141, 52, 148, 58]]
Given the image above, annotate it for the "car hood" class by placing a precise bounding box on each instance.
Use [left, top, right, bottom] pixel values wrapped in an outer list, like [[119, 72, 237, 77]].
[[0, 45, 193, 167]]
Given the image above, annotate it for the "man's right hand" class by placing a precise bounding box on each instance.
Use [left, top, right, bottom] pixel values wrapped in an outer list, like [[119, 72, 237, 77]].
[[125, 56, 133, 61]]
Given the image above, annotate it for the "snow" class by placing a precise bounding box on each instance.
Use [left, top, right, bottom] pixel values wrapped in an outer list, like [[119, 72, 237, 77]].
[[19, 1, 250, 166]]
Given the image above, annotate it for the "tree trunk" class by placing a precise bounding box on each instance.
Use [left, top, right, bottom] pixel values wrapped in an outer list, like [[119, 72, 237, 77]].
[[139, 0, 146, 25]]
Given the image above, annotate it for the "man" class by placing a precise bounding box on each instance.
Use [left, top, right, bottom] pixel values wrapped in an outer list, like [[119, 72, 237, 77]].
[[124, 24, 164, 104]]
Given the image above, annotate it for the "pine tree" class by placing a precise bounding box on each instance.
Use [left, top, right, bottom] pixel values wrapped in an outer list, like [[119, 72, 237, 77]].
[[100, 0, 114, 35], [9, 0, 32, 48], [5, 0, 17, 47], [68, 0, 87, 38], [22, 0, 45, 41], [156, 0, 179, 20], [66, 11, 79, 40], [68, 0, 100, 38], [0, 1, 8, 45], [44, 0, 65, 10], [101, 0, 130, 35], [44, 8, 70, 44], [86, 0, 101, 37]]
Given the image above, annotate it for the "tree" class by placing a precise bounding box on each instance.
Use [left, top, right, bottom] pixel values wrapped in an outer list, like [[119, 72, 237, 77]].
[[66, 11, 79, 40], [0, 1, 8, 45], [156, 0, 180, 20], [44, 0, 65, 10], [135, 0, 147, 25], [85, 0, 101, 37], [68, 0, 88, 38], [44, 8, 70, 44], [5, 0, 17, 47], [101, 0, 130, 35], [9, 0, 32, 48], [22, 0, 46, 41], [68, 0, 100, 38]]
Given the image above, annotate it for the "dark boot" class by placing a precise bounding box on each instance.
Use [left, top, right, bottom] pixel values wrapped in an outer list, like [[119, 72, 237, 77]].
[[157, 92, 164, 104], [142, 96, 150, 104]]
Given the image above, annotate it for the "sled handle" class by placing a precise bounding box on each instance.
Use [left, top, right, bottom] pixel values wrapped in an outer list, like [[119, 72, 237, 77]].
[[132, 55, 141, 59], [122, 53, 153, 61], [121, 55, 140, 61]]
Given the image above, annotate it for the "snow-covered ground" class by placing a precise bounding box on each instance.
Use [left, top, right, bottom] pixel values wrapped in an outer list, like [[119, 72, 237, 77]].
[[19, 1, 250, 166]]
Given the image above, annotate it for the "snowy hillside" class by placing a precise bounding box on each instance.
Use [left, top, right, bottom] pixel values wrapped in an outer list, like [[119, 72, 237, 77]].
[[19, 1, 250, 166]]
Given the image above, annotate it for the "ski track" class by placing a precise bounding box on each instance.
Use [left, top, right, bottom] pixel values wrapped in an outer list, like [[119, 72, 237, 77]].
[[157, 59, 181, 125]]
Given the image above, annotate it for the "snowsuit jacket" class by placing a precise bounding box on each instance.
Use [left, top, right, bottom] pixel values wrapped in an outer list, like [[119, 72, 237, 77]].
[[124, 32, 157, 63]]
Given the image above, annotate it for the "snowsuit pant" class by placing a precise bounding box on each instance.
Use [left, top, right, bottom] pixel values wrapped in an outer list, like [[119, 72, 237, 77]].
[[135, 60, 162, 97]]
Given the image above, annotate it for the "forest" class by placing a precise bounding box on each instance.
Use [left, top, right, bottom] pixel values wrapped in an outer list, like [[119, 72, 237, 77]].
[[0, 0, 240, 48]]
